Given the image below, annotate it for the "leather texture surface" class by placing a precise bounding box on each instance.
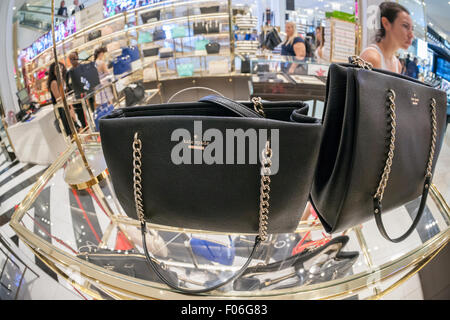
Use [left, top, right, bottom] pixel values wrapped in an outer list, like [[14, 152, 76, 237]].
[[205, 42, 220, 54], [100, 97, 322, 233], [311, 64, 447, 234]]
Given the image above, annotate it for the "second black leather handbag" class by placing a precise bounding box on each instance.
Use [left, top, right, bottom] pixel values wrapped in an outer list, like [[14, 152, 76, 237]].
[[193, 22, 207, 35], [206, 21, 220, 34], [263, 28, 282, 50], [141, 10, 161, 24], [99, 96, 322, 293], [152, 29, 166, 41], [205, 42, 220, 54], [124, 83, 145, 107], [143, 47, 160, 57], [310, 56, 447, 243]]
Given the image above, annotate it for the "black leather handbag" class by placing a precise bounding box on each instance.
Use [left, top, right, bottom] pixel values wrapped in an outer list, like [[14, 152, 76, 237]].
[[124, 83, 145, 107], [310, 56, 447, 243], [205, 42, 220, 54], [152, 29, 166, 41], [70, 62, 100, 99], [263, 28, 282, 50], [143, 47, 160, 57], [193, 22, 207, 35], [99, 96, 322, 293], [200, 6, 220, 14], [206, 21, 220, 34], [87, 30, 102, 41], [240, 56, 251, 73], [141, 10, 161, 24]]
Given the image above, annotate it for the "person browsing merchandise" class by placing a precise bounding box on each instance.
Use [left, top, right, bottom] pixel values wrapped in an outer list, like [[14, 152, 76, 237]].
[[47, 62, 80, 135], [57, 1, 68, 17], [360, 2, 414, 73], [406, 57, 420, 79], [281, 21, 306, 74], [94, 47, 114, 106], [71, 0, 85, 15]]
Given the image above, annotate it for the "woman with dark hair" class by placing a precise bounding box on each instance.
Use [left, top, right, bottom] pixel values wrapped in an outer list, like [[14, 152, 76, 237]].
[[48, 62, 80, 135], [360, 1, 414, 73]]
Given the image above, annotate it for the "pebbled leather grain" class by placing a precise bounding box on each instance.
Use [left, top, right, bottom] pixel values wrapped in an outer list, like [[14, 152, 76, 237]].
[[311, 64, 447, 237]]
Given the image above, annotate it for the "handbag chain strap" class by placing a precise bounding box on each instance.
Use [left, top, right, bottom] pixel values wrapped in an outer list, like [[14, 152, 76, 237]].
[[374, 89, 397, 201], [133, 132, 273, 241], [259, 141, 272, 241], [252, 96, 265, 117], [132, 133, 145, 223], [374, 91, 437, 204], [350, 55, 373, 70]]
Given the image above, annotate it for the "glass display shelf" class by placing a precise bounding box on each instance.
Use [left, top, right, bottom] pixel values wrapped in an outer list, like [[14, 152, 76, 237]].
[[9, 133, 450, 300]]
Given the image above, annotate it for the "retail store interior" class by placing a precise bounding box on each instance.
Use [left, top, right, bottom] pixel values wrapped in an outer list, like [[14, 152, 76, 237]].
[[0, 0, 448, 300]]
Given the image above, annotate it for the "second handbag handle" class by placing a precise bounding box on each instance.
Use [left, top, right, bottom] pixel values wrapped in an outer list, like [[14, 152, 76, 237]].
[[133, 132, 273, 294], [373, 91, 438, 243]]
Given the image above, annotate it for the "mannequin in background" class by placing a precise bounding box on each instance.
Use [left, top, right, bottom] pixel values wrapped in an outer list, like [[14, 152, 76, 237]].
[[360, 2, 414, 73], [281, 21, 306, 74]]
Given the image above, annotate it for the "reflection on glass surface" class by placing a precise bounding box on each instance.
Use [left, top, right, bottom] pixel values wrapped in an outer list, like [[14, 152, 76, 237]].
[[8, 134, 450, 299]]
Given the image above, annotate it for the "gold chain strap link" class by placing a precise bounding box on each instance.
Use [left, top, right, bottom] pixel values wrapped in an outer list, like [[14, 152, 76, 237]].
[[259, 141, 272, 241], [252, 97, 266, 117], [426, 98, 437, 180], [374, 89, 397, 202], [350, 55, 373, 70], [133, 133, 145, 223], [132, 132, 273, 242], [374, 92, 438, 207]]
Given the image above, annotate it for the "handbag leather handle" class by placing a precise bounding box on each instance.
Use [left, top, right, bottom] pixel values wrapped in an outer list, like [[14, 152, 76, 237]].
[[372, 93, 437, 243], [374, 177, 431, 243], [199, 95, 264, 118], [133, 133, 273, 293], [141, 224, 261, 294]]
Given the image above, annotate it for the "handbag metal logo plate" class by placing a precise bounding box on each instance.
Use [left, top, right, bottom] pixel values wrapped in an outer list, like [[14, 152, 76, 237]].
[[411, 93, 419, 106], [183, 135, 210, 150]]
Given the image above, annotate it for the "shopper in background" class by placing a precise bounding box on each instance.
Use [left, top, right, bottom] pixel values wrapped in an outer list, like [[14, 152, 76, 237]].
[[406, 57, 420, 79], [71, 0, 85, 15], [314, 26, 326, 63], [57, 1, 68, 17], [94, 47, 114, 106], [47, 62, 79, 135], [281, 21, 306, 73], [399, 57, 407, 75], [360, 2, 413, 73], [66, 51, 88, 127]]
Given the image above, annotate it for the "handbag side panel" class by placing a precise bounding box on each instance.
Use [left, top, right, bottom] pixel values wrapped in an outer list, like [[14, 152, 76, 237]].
[[311, 64, 357, 232]]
